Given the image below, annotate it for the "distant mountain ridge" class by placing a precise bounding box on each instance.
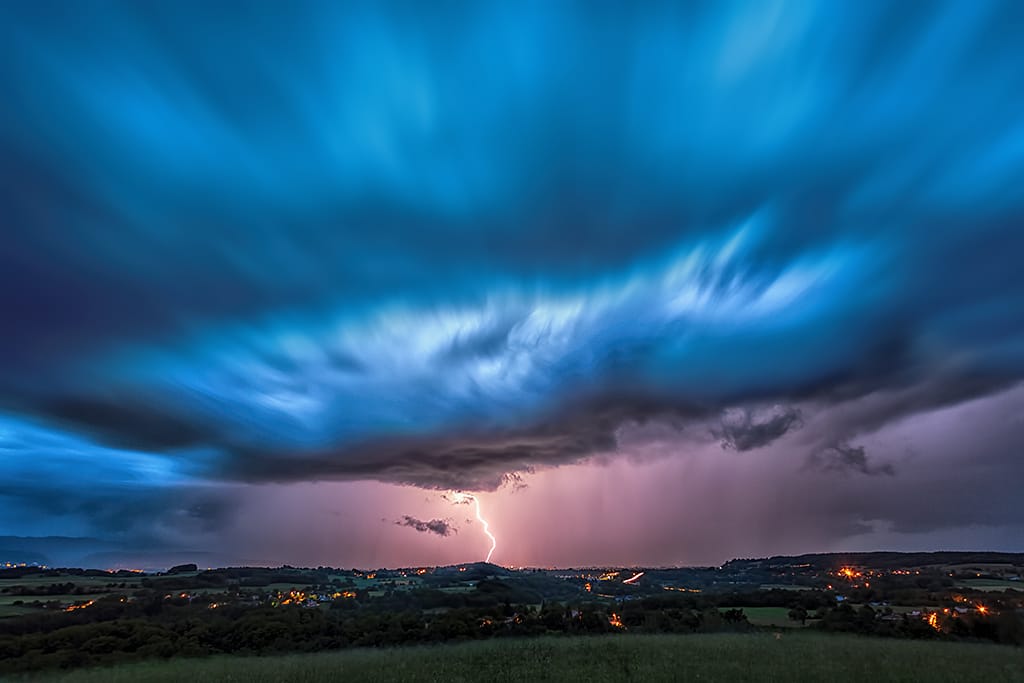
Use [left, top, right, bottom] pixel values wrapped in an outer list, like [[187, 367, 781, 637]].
[[3, 539, 1023, 572], [726, 551, 1024, 570], [0, 536, 110, 566]]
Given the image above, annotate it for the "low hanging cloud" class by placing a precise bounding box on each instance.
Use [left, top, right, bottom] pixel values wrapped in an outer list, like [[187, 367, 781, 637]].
[[394, 516, 458, 537], [809, 442, 895, 477], [712, 406, 804, 452]]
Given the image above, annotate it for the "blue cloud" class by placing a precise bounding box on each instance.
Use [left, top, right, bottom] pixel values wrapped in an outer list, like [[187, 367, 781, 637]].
[[0, 1, 1022, 499]]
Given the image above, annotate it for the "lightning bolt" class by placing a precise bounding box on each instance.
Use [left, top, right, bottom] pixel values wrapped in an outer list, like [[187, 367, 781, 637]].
[[451, 493, 497, 563]]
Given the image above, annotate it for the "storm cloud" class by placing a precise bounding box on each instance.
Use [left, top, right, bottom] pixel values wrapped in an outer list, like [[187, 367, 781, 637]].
[[0, 2, 1023, 561], [713, 406, 804, 452], [809, 442, 895, 477]]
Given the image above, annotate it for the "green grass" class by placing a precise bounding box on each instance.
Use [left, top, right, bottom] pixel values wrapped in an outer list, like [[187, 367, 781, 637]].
[[0, 575, 138, 589], [958, 579, 1023, 591], [10, 633, 1024, 683], [722, 606, 801, 627], [0, 594, 108, 606]]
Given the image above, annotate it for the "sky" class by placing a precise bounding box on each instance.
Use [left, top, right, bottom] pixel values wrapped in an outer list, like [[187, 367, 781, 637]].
[[1, 1, 1023, 569]]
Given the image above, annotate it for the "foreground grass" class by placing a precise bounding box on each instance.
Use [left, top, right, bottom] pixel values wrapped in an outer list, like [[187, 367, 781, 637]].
[[13, 632, 1024, 683]]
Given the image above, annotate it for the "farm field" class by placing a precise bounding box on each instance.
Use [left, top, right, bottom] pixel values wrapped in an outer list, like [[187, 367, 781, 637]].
[[0, 594, 105, 606], [719, 606, 801, 627], [16, 632, 1024, 683], [958, 579, 1023, 591], [0, 604, 35, 618], [0, 573, 127, 620]]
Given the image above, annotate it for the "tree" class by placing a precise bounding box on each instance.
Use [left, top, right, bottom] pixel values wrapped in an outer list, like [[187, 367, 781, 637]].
[[788, 607, 808, 625]]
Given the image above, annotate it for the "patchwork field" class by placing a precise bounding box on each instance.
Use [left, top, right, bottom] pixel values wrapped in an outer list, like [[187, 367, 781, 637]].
[[0, 573, 129, 620]]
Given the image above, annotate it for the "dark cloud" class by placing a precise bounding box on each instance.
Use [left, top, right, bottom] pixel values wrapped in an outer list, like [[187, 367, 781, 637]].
[[212, 397, 710, 490], [503, 472, 529, 493], [0, 478, 240, 544], [810, 375, 1016, 442], [224, 431, 595, 492], [395, 516, 457, 537], [712, 406, 803, 452], [35, 394, 222, 452], [809, 442, 895, 477]]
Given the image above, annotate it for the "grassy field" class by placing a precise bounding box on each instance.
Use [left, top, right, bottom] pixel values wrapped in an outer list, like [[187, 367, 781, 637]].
[[0, 604, 35, 618], [0, 594, 105, 605], [722, 606, 800, 627], [0, 593, 110, 619], [10, 632, 1024, 683], [0, 575, 139, 589], [0, 573, 140, 614], [958, 579, 1023, 591]]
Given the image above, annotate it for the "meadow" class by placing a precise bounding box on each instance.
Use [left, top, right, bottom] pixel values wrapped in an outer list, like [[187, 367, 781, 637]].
[[720, 606, 798, 627], [12, 632, 1024, 683], [959, 580, 1024, 592]]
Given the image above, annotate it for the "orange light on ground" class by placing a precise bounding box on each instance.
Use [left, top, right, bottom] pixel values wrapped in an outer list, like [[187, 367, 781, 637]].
[[280, 590, 309, 605], [584, 582, 592, 592], [977, 605, 989, 615], [623, 571, 645, 585], [609, 613, 625, 629], [926, 612, 940, 631], [64, 600, 95, 612]]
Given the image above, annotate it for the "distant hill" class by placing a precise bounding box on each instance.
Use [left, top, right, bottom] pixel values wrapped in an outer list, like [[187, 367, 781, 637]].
[[0, 547, 48, 565], [726, 551, 1024, 570], [0, 537, 225, 571], [0, 535, 112, 567], [432, 562, 513, 580]]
